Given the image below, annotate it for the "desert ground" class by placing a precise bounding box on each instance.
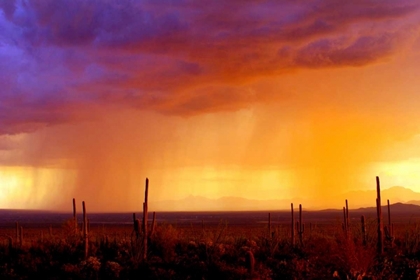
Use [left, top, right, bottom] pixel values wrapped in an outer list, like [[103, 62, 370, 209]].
[[1, 208, 420, 279]]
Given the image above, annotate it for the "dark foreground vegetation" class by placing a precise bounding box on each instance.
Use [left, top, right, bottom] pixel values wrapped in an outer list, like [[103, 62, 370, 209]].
[[2, 220, 420, 279]]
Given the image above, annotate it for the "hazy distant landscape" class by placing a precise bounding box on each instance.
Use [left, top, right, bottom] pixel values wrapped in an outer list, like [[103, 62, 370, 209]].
[[3, 200, 420, 226], [152, 186, 420, 211], [4, 200, 420, 229]]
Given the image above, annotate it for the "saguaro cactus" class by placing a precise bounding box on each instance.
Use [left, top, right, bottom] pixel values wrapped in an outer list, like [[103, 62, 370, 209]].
[[346, 199, 349, 229], [73, 198, 78, 235], [19, 226, 23, 246], [142, 178, 149, 261], [15, 222, 19, 242], [385, 199, 394, 245], [376, 176, 383, 254], [133, 213, 140, 239], [83, 201, 88, 259], [291, 203, 295, 246], [343, 199, 350, 238], [245, 250, 255, 274], [361, 215, 367, 246], [150, 212, 156, 236], [268, 213, 272, 238], [297, 204, 304, 246], [342, 207, 346, 232]]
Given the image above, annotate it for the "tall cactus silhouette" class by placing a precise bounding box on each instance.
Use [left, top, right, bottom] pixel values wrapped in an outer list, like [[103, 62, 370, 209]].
[[342, 199, 350, 238], [83, 201, 88, 259], [291, 203, 295, 246], [245, 250, 255, 274], [150, 212, 156, 237], [15, 221, 19, 243], [297, 204, 304, 246], [73, 198, 77, 235], [19, 226, 23, 246], [133, 213, 140, 239], [361, 215, 367, 246], [142, 178, 149, 261], [385, 199, 394, 246], [376, 176, 383, 254]]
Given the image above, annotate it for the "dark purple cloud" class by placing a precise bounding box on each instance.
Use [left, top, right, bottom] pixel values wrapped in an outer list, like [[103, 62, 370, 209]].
[[0, 0, 419, 134]]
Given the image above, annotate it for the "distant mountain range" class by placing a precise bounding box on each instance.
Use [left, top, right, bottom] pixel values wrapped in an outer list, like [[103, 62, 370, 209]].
[[352, 202, 420, 213], [150, 195, 297, 211], [341, 186, 420, 208], [150, 186, 420, 211]]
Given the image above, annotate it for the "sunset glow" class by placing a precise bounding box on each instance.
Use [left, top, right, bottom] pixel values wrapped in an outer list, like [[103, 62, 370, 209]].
[[1, 1, 420, 211]]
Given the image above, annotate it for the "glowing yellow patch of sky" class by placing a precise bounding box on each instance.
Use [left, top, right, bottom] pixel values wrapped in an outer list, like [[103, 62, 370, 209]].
[[0, 166, 77, 210], [370, 159, 420, 192]]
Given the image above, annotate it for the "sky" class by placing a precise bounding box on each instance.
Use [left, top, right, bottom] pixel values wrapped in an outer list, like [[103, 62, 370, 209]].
[[1, 0, 420, 211]]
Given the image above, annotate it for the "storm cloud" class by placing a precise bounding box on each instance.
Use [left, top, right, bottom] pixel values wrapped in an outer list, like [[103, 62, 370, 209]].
[[0, 0, 419, 134]]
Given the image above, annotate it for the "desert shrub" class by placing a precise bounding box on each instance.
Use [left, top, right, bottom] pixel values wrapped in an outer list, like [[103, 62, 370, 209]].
[[149, 224, 180, 262]]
